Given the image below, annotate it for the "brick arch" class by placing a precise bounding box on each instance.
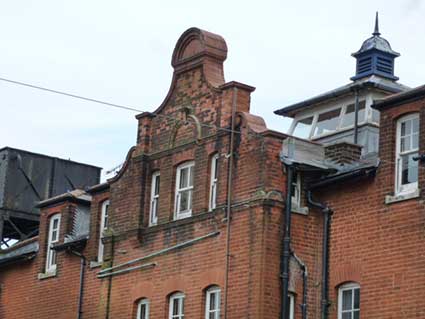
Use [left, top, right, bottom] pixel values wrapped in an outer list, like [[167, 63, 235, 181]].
[[168, 113, 202, 149], [162, 276, 190, 296], [332, 263, 362, 288], [198, 267, 225, 291], [130, 281, 154, 301]]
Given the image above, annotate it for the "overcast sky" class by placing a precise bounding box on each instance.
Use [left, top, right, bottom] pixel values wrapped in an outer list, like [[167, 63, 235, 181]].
[[1, 0, 424, 179]]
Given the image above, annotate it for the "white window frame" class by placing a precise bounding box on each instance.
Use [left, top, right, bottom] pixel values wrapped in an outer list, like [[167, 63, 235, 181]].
[[291, 173, 301, 208], [395, 113, 419, 195], [289, 99, 370, 140], [137, 298, 150, 319], [169, 292, 185, 319], [205, 286, 221, 319], [338, 283, 360, 319], [98, 200, 110, 262], [150, 172, 160, 226], [174, 162, 194, 220], [209, 154, 219, 211], [46, 213, 61, 272]]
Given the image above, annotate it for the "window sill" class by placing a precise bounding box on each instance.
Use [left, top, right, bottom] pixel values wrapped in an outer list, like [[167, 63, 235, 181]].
[[292, 205, 309, 215], [385, 189, 420, 205], [38, 269, 57, 280], [89, 261, 103, 269]]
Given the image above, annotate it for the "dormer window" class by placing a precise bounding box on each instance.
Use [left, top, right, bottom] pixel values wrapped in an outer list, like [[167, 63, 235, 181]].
[[395, 113, 419, 195], [290, 100, 369, 140]]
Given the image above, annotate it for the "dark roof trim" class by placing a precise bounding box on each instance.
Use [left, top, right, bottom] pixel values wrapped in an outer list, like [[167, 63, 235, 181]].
[[274, 81, 405, 117], [0, 146, 102, 170], [372, 85, 425, 110], [308, 165, 378, 190], [0, 252, 37, 267], [52, 238, 87, 252], [86, 182, 110, 194], [36, 192, 91, 209]]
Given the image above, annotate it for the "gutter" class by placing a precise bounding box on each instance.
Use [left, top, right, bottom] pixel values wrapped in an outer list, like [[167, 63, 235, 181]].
[[309, 165, 377, 190], [0, 252, 36, 267], [274, 81, 405, 117]]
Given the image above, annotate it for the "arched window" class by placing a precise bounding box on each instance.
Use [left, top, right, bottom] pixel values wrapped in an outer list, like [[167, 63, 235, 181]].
[[395, 113, 419, 195], [175, 162, 194, 219], [169, 292, 185, 319], [338, 283, 360, 319], [46, 213, 61, 272], [98, 200, 110, 262], [136, 298, 149, 319], [209, 154, 219, 211], [205, 286, 221, 319], [149, 171, 160, 226]]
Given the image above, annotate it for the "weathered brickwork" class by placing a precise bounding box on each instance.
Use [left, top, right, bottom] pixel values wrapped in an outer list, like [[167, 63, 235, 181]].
[[0, 28, 324, 319], [312, 96, 425, 319], [1, 26, 423, 319]]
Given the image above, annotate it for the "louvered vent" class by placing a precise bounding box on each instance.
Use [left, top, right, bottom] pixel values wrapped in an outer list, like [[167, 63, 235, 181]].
[[357, 56, 372, 75], [377, 56, 393, 75]]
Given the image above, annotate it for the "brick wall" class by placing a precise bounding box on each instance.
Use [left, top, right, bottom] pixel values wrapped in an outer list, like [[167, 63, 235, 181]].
[[0, 27, 325, 319]]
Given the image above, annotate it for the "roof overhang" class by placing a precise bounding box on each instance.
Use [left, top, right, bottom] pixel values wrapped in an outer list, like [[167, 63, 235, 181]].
[[372, 85, 425, 110], [274, 79, 407, 118]]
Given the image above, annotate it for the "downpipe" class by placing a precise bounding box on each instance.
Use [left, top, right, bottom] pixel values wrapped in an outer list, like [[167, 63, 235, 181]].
[[307, 190, 333, 319], [281, 163, 294, 319]]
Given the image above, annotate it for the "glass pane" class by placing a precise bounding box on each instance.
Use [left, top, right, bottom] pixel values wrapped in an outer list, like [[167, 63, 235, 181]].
[[213, 157, 219, 179], [342, 313, 351, 319], [342, 290, 353, 310], [401, 120, 411, 137], [401, 153, 418, 185], [372, 108, 380, 123], [180, 168, 188, 188], [293, 116, 313, 139], [413, 117, 419, 133], [412, 133, 419, 150], [210, 293, 216, 310], [51, 250, 56, 265], [52, 230, 58, 241], [140, 304, 146, 319], [354, 288, 360, 309], [353, 310, 359, 319], [173, 299, 179, 315], [341, 101, 366, 127], [400, 136, 410, 152], [314, 109, 341, 136], [179, 190, 191, 212], [189, 166, 194, 187], [155, 176, 160, 195], [53, 219, 59, 230]]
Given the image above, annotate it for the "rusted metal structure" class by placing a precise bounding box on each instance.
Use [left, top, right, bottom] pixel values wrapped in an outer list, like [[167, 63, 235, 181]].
[[0, 147, 101, 247]]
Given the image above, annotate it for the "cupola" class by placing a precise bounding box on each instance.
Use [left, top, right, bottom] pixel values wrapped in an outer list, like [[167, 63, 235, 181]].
[[351, 12, 400, 81]]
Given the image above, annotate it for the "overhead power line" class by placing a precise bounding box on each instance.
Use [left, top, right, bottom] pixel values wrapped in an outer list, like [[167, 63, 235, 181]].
[[0, 76, 241, 134]]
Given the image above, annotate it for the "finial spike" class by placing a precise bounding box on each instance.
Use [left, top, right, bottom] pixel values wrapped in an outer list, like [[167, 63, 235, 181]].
[[373, 11, 381, 36]]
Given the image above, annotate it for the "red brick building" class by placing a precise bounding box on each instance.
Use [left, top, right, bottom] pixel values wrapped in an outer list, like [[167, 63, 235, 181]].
[[1, 18, 425, 319]]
